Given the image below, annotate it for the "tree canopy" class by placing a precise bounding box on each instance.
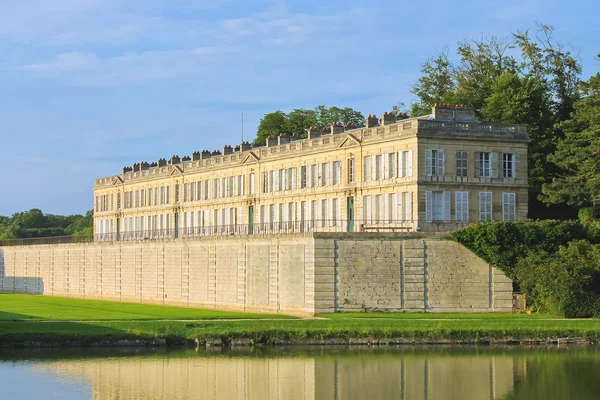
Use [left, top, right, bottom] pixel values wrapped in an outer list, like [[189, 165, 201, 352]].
[[0, 209, 93, 240], [254, 105, 365, 145]]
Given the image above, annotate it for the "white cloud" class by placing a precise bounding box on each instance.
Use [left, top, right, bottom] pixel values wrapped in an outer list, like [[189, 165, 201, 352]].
[[24, 51, 98, 71]]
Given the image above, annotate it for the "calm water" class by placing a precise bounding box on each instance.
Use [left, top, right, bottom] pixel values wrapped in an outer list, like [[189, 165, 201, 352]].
[[1, 346, 599, 400]]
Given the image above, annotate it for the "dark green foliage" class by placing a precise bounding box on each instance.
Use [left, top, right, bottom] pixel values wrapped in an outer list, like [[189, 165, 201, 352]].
[[0, 209, 93, 240], [450, 220, 591, 279], [452, 221, 600, 317], [516, 241, 600, 318]]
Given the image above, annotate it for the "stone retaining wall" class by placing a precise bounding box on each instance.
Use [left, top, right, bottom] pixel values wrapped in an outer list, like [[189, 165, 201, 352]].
[[0, 234, 512, 315]]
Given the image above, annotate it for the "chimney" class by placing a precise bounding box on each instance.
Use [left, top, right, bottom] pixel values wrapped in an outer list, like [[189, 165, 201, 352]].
[[132, 163, 140, 172], [432, 103, 454, 121], [278, 133, 290, 145], [345, 122, 356, 130], [321, 126, 331, 136], [201, 150, 211, 159], [331, 122, 345, 134], [240, 141, 252, 151], [150, 162, 158, 168], [366, 114, 379, 128], [158, 158, 167, 167], [192, 151, 200, 161], [223, 145, 233, 155], [168, 155, 180, 165], [211, 150, 222, 156], [122, 166, 132, 174], [290, 133, 302, 141], [396, 112, 409, 121], [140, 162, 149, 171], [266, 136, 278, 147], [234, 145, 240, 152], [454, 104, 476, 122], [181, 155, 191, 162], [308, 127, 321, 139], [382, 112, 396, 125]]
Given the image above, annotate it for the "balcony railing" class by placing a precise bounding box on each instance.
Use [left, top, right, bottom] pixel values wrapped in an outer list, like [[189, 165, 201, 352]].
[[0, 219, 416, 246]]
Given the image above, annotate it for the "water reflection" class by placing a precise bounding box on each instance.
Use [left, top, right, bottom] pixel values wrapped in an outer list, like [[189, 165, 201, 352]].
[[1, 346, 600, 400]]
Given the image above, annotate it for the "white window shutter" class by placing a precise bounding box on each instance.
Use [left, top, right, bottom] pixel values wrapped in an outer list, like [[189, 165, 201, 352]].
[[383, 153, 389, 179], [371, 156, 376, 181], [491, 152, 499, 178], [438, 149, 445, 176], [426, 150, 433, 176], [514, 153, 520, 179], [474, 152, 481, 178], [444, 191, 451, 221], [391, 193, 397, 220], [407, 150, 413, 177], [398, 152, 404, 178], [426, 191, 432, 222], [397, 192, 403, 220], [291, 168, 296, 189], [407, 192, 413, 221], [383, 194, 389, 222]]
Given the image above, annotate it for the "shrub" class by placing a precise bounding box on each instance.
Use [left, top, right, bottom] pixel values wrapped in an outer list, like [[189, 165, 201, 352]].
[[515, 240, 600, 318]]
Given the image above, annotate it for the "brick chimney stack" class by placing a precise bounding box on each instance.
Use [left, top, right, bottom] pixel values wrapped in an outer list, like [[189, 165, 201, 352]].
[[366, 114, 379, 128], [453, 104, 476, 122], [382, 112, 396, 125], [278, 133, 290, 145], [266, 136, 278, 147], [308, 127, 321, 139], [158, 158, 167, 167], [201, 150, 211, 159], [432, 103, 454, 121], [240, 141, 252, 151], [223, 145, 233, 155], [331, 122, 345, 134]]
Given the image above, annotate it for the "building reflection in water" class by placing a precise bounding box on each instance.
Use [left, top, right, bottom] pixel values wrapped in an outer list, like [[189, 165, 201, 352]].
[[22, 346, 590, 400]]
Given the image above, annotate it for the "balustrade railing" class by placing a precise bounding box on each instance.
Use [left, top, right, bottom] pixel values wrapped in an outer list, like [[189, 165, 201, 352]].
[[0, 219, 416, 246]]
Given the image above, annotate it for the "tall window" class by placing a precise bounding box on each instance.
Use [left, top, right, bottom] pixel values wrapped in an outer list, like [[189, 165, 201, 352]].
[[375, 155, 382, 180], [399, 150, 412, 177], [479, 192, 492, 221], [311, 164, 318, 187], [387, 153, 396, 179], [278, 169, 285, 191], [332, 161, 340, 185], [426, 149, 444, 176], [286, 169, 294, 190], [456, 150, 468, 177], [300, 166, 307, 188], [479, 152, 491, 178], [502, 192, 516, 221], [322, 163, 329, 186], [455, 191, 469, 222], [363, 156, 371, 181], [375, 194, 382, 223], [503, 153, 514, 178], [269, 171, 275, 192], [426, 191, 450, 222], [249, 173, 255, 194], [321, 199, 327, 227], [348, 158, 355, 183], [332, 198, 338, 226]]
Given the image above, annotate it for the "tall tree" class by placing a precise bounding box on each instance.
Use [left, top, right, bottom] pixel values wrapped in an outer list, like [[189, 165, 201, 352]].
[[410, 48, 457, 116], [542, 73, 600, 210]]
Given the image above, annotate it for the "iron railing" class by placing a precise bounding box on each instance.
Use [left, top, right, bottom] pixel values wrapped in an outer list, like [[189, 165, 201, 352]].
[[0, 219, 416, 246]]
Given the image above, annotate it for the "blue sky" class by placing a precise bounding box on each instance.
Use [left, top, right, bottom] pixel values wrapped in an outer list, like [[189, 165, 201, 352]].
[[0, 0, 598, 216]]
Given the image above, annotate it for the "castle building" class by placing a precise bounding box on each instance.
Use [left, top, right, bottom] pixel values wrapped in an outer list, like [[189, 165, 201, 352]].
[[93, 104, 528, 240]]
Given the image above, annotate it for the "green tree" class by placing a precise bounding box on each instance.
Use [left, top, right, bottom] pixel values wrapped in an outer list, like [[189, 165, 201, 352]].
[[255, 110, 288, 145], [409, 48, 457, 116], [542, 73, 600, 209], [287, 108, 318, 135]]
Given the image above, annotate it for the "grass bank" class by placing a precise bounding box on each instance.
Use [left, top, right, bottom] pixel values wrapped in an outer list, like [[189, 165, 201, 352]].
[[1, 295, 600, 347]]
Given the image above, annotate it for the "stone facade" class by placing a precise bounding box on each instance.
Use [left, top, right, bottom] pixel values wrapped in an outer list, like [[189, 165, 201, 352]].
[[0, 234, 512, 315], [93, 105, 528, 239]]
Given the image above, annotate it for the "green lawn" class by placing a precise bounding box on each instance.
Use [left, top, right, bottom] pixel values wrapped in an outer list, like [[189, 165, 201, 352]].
[[1, 294, 599, 345], [0, 294, 292, 321]]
